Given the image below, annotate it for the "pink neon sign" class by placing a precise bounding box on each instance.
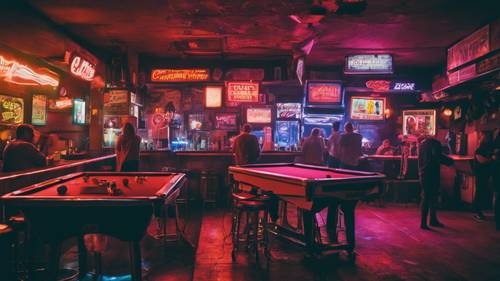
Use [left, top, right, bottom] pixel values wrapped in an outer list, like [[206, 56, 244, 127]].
[[70, 55, 96, 81], [0, 55, 59, 87]]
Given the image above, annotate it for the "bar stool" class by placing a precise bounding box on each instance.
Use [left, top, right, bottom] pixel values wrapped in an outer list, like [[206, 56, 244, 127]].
[[0, 224, 14, 280], [8, 215, 28, 278], [231, 192, 271, 266]]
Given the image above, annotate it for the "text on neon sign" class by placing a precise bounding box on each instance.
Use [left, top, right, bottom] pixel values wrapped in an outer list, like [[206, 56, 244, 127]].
[[70, 56, 96, 81]]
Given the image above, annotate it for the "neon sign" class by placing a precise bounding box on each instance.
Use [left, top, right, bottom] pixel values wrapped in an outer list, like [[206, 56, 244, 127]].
[[345, 54, 393, 74], [366, 80, 391, 91], [0, 55, 59, 87], [226, 81, 259, 103], [392, 82, 416, 91], [70, 55, 96, 81], [151, 69, 209, 82]]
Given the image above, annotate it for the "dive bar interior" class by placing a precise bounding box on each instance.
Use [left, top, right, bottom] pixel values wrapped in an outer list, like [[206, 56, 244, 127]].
[[0, 1, 499, 281]]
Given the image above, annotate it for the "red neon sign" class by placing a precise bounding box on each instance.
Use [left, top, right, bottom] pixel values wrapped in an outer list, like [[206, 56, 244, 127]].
[[0, 55, 59, 87], [70, 55, 96, 81], [365, 80, 391, 92]]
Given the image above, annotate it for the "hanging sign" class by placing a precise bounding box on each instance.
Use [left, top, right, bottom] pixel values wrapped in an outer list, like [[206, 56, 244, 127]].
[[70, 54, 96, 81], [0, 54, 59, 87], [104, 90, 129, 115], [345, 54, 393, 74], [32, 95, 47, 125], [447, 25, 490, 71], [0, 95, 24, 125], [150, 68, 210, 82], [306, 81, 343, 105], [226, 81, 259, 103]]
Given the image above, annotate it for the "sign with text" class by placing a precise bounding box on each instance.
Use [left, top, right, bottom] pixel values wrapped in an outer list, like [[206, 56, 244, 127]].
[[150, 68, 210, 82], [49, 97, 73, 111], [226, 81, 259, 103], [0, 94, 24, 125], [345, 54, 393, 74], [205, 86, 223, 108], [306, 81, 343, 105], [70, 54, 96, 81], [350, 96, 385, 121], [277, 103, 301, 119], [32, 95, 47, 125], [104, 90, 129, 115], [215, 113, 238, 130], [403, 109, 436, 136], [246, 107, 271, 124], [447, 25, 490, 71]]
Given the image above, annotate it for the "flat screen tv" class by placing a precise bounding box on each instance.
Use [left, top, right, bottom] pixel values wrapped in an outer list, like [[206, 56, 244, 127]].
[[350, 96, 385, 121], [305, 81, 343, 107], [246, 107, 272, 124], [73, 99, 86, 125]]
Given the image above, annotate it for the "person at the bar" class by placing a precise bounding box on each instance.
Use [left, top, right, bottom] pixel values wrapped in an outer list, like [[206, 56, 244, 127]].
[[417, 133, 453, 229], [301, 128, 326, 165], [376, 139, 396, 155], [327, 121, 342, 168], [115, 122, 141, 172], [338, 122, 363, 169], [2, 124, 47, 172], [232, 123, 260, 165], [473, 131, 494, 222]]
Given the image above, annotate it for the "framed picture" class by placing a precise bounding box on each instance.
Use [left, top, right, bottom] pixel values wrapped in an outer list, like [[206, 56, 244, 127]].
[[32, 95, 47, 125], [350, 96, 386, 121]]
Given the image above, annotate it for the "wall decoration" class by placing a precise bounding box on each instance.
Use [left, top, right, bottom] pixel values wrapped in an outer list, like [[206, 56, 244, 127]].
[[246, 107, 272, 124], [32, 95, 47, 125], [350, 96, 385, 121], [73, 99, 86, 125], [215, 113, 238, 130], [402, 109, 437, 136], [306, 81, 343, 106], [69, 54, 96, 81], [104, 90, 129, 115], [345, 54, 393, 74], [49, 97, 73, 111], [205, 86, 223, 108], [0, 94, 24, 125], [226, 81, 259, 103], [150, 68, 210, 82], [0, 54, 59, 87]]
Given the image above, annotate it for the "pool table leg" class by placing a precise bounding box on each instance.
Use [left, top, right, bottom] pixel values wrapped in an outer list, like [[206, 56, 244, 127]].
[[342, 200, 357, 253], [129, 240, 142, 281], [77, 235, 88, 279], [302, 210, 317, 256], [47, 242, 61, 281]]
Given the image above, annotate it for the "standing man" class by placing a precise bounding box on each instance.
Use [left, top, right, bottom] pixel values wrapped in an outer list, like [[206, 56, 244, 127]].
[[417, 134, 454, 229], [232, 124, 261, 165], [3, 124, 47, 172], [327, 121, 342, 168], [473, 131, 494, 222], [301, 128, 326, 166], [338, 122, 363, 170]]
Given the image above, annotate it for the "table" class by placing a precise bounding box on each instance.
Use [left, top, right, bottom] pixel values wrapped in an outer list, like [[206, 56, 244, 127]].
[[228, 163, 385, 258], [1, 172, 186, 281]]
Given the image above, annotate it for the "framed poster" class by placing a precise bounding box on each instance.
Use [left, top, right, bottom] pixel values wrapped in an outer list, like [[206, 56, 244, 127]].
[[73, 99, 86, 125], [205, 86, 223, 108], [32, 94, 47, 125], [350, 96, 386, 121], [305, 81, 343, 107], [215, 113, 238, 130], [403, 109, 437, 136], [0, 94, 24, 125], [104, 90, 129, 115], [246, 107, 272, 124]]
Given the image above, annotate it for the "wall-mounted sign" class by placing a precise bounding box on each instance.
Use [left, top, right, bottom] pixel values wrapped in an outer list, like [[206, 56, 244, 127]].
[[32, 95, 47, 125], [215, 113, 238, 130], [0, 54, 59, 87], [150, 69, 210, 82], [205, 86, 223, 108], [350, 96, 385, 121], [365, 80, 391, 91], [246, 107, 272, 124], [306, 81, 343, 106], [392, 82, 416, 91], [104, 90, 129, 115], [345, 54, 393, 74], [0, 94, 24, 125], [476, 52, 500, 74], [403, 109, 436, 136], [70, 54, 96, 81], [226, 81, 259, 103], [447, 25, 490, 71], [73, 99, 86, 125], [277, 103, 301, 119], [49, 97, 73, 111]]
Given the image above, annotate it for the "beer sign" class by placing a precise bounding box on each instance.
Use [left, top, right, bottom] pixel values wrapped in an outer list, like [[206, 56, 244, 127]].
[[70, 54, 96, 81], [151, 69, 210, 82], [226, 81, 259, 103]]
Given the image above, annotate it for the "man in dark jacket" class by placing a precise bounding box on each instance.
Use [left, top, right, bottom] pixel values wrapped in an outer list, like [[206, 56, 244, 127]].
[[418, 135, 454, 229], [3, 124, 47, 172], [232, 124, 260, 165]]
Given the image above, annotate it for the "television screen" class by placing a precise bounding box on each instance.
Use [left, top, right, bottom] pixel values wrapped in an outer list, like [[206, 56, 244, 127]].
[[403, 109, 436, 136], [73, 99, 86, 124], [32, 95, 47, 125], [0, 94, 24, 125], [246, 107, 272, 124], [306, 81, 343, 106], [350, 96, 385, 121], [215, 113, 238, 130]]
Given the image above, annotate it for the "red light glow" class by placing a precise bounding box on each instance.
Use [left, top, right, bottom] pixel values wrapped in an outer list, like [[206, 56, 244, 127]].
[[0, 55, 59, 87]]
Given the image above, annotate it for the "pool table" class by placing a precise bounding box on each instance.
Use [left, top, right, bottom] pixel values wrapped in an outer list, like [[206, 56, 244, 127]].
[[229, 163, 385, 257], [1, 172, 186, 281]]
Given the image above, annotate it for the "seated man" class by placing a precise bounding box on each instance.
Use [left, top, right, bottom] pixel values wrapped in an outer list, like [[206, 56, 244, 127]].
[[376, 139, 396, 155], [2, 124, 47, 172]]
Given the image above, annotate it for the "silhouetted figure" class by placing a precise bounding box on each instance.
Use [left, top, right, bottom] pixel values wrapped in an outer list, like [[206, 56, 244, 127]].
[[473, 131, 494, 222], [3, 124, 46, 172], [116, 122, 141, 172], [233, 124, 260, 165]]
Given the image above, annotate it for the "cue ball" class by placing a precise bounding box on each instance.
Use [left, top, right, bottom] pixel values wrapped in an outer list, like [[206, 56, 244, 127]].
[[326, 175, 332, 178], [123, 178, 129, 186], [57, 185, 67, 195]]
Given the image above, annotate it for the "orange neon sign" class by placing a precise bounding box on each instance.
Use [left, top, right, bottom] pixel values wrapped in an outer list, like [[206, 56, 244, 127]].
[[0, 55, 59, 87]]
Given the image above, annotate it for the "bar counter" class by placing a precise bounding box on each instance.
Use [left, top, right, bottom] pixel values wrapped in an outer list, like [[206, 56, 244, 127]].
[[0, 154, 116, 196]]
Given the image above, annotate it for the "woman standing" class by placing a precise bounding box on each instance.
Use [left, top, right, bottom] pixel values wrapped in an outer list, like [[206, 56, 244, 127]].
[[116, 122, 141, 172]]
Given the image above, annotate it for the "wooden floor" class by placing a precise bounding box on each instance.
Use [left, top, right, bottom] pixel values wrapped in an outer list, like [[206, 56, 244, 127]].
[[56, 203, 500, 281]]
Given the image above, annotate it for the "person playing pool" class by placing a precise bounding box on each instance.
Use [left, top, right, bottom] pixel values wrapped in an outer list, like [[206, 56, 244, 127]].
[[2, 124, 47, 172]]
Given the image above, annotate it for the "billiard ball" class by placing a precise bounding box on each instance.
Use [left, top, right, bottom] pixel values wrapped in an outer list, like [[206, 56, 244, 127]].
[[326, 175, 332, 178], [92, 178, 99, 185], [107, 182, 117, 195], [83, 175, 90, 183], [57, 185, 68, 195], [122, 178, 129, 187]]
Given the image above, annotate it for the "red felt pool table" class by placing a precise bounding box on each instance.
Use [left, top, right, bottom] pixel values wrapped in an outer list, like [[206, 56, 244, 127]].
[[229, 163, 386, 258], [1, 172, 186, 281]]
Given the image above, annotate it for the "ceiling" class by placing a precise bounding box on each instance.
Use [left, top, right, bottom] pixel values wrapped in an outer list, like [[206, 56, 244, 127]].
[[14, 0, 500, 68]]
